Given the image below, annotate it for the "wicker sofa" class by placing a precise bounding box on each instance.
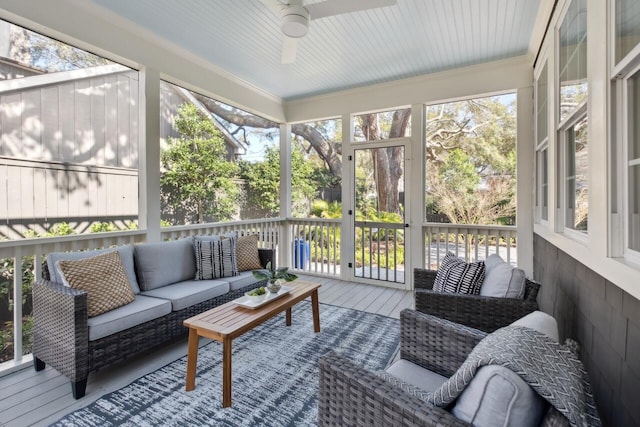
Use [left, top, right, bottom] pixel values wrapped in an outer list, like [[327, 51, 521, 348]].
[[413, 268, 540, 332], [32, 237, 273, 399]]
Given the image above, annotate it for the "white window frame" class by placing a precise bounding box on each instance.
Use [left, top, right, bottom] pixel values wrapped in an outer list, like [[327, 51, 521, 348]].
[[611, 0, 640, 267], [535, 60, 550, 224], [557, 101, 588, 243], [617, 62, 640, 266]]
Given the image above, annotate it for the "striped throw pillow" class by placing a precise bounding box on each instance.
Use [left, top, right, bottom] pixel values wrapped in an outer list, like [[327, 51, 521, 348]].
[[433, 252, 485, 295], [193, 235, 238, 280]]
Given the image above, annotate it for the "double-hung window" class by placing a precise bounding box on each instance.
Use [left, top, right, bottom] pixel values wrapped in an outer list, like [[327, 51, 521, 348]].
[[535, 62, 549, 223], [558, 0, 588, 236], [612, 0, 640, 264]]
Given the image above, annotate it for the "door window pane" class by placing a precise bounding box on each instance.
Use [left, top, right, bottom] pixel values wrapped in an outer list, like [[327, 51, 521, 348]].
[[615, 0, 640, 64]]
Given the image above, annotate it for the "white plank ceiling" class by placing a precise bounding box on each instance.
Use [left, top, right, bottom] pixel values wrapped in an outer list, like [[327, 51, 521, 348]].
[[90, 0, 543, 100]]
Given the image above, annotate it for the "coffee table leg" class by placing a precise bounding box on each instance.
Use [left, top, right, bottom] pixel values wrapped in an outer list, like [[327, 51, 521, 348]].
[[286, 307, 292, 326], [222, 337, 232, 407], [185, 328, 199, 391], [311, 289, 320, 333]]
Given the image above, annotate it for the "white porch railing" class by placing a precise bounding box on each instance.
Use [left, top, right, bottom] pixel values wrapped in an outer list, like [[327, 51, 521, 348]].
[[423, 223, 518, 269], [286, 218, 341, 276], [0, 218, 519, 374], [160, 218, 281, 249], [354, 220, 405, 283]]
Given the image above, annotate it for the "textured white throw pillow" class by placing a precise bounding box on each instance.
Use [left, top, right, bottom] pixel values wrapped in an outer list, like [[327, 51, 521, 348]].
[[479, 254, 526, 299]]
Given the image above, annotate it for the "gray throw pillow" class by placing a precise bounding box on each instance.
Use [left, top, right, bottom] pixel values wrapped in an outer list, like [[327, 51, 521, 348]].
[[433, 252, 485, 295], [134, 238, 196, 291]]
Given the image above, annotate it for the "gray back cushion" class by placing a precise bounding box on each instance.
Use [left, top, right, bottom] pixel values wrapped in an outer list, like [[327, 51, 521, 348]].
[[451, 365, 547, 427], [47, 245, 140, 294], [134, 239, 196, 291], [480, 254, 526, 299], [511, 310, 559, 342]]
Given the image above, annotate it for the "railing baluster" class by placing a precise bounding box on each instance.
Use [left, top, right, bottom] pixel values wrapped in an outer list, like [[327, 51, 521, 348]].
[[13, 247, 23, 363]]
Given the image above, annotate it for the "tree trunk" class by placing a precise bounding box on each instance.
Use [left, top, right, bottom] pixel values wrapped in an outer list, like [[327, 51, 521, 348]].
[[360, 110, 410, 215]]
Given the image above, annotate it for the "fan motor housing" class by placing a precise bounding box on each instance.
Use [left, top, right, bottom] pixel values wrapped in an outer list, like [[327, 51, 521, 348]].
[[281, 5, 309, 38]]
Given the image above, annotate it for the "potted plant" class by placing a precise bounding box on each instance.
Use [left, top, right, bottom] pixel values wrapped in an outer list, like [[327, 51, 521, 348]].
[[252, 261, 297, 293]]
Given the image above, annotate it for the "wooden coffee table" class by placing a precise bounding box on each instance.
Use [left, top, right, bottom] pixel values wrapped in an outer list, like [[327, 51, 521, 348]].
[[183, 281, 321, 407]]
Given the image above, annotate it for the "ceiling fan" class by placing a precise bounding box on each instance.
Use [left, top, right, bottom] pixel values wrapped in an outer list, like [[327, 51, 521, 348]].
[[261, 0, 397, 64]]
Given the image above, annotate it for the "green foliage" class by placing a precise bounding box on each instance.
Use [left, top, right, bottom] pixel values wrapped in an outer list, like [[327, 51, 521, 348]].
[[161, 103, 240, 223], [0, 316, 33, 363], [240, 144, 317, 217], [438, 149, 479, 193], [251, 261, 298, 282], [310, 200, 342, 219], [426, 96, 517, 224], [24, 222, 76, 238], [90, 222, 119, 233]]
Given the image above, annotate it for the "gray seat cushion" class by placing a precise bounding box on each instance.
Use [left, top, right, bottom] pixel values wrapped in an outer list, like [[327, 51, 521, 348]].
[[47, 244, 140, 294], [134, 239, 196, 291], [141, 280, 230, 311], [226, 271, 260, 291], [386, 359, 448, 392], [87, 295, 171, 341]]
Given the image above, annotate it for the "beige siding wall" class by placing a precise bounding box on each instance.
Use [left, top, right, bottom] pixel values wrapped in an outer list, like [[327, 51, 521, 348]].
[[0, 68, 141, 238], [0, 70, 139, 167]]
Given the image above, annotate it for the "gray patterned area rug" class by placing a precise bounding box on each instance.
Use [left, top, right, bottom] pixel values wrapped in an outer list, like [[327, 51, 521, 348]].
[[52, 302, 400, 427]]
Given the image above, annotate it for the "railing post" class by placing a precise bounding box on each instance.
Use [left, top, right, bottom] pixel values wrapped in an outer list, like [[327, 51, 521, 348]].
[[13, 247, 23, 363], [279, 219, 292, 269]]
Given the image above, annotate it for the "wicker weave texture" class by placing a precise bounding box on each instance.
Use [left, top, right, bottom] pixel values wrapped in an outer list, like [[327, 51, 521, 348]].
[[33, 280, 88, 381], [33, 248, 275, 397], [318, 310, 477, 427], [399, 309, 486, 378], [413, 268, 540, 333]]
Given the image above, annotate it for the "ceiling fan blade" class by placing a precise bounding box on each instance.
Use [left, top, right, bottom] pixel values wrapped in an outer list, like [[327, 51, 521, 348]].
[[260, 0, 286, 14], [306, 0, 396, 20], [281, 36, 298, 64]]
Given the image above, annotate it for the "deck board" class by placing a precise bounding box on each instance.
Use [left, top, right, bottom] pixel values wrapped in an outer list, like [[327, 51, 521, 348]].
[[0, 275, 412, 427]]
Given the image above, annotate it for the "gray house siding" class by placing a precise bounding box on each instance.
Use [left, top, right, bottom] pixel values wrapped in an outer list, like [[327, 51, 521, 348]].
[[534, 234, 640, 427]]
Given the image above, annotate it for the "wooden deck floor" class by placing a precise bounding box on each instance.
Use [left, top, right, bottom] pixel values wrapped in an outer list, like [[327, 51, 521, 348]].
[[0, 276, 413, 427]]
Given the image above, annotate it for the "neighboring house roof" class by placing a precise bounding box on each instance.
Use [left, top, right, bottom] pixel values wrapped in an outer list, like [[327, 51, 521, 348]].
[[0, 59, 246, 157]]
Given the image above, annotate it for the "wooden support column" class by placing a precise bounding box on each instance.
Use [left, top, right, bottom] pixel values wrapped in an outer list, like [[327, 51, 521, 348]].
[[139, 67, 162, 242], [279, 123, 292, 268]]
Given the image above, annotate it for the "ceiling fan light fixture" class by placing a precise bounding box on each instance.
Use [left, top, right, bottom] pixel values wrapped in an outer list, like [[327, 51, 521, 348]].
[[280, 5, 309, 38]]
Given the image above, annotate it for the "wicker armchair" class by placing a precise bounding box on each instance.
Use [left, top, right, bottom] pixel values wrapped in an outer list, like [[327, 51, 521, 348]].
[[413, 268, 540, 333], [319, 309, 486, 426]]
